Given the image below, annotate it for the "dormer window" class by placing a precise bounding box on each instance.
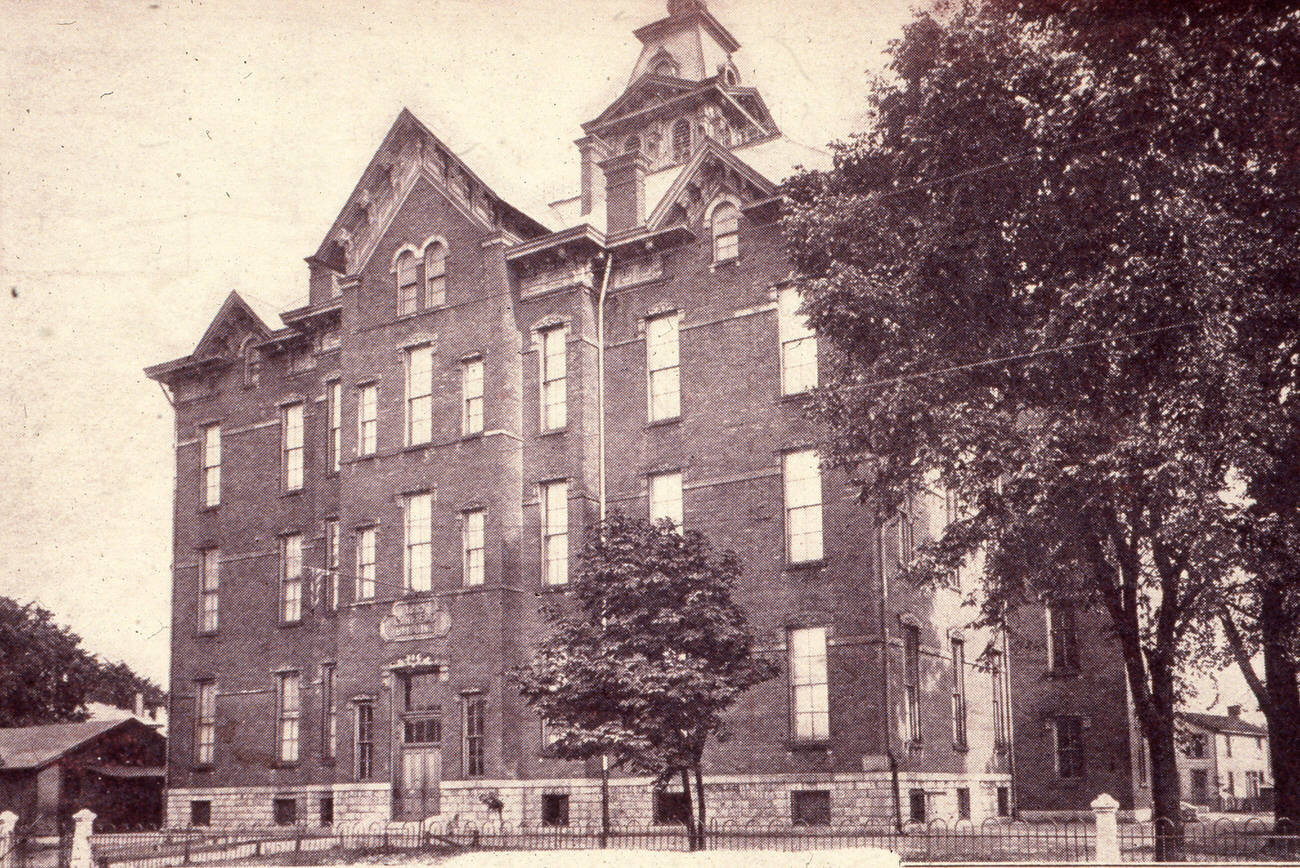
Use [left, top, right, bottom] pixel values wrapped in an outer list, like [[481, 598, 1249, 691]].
[[396, 239, 449, 316], [723, 68, 738, 86], [654, 58, 679, 77], [671, 119, 692, 161], [711, 201, 739, 263]]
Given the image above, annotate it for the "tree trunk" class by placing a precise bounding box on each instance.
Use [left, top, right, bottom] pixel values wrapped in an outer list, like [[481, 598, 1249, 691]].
[[1260, 582, 1300, 829], [693, 764, 707, 850], [680, 769, 698, 851], [1146, 710, 1183, 861]]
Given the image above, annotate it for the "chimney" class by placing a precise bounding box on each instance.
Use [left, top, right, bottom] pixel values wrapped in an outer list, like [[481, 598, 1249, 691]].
[[576, 135, 610, 218], [1228, 705, 1242, 719], [134, 691, 144, 718], [667, 0, 706, 16], [599, 150, 650, 235]]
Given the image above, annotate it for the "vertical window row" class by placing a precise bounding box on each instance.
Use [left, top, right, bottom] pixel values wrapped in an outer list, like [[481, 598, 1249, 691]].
[[540, 327, 566, 431], [355, 527, 376, 600], [404, 493, 433, 592], [201, 424, 221, 507], [951, 637, 968, 749], [280, 534, 303, 624], [646, 313, 680, 422], [903, 624, 921, 744], [321, 663, 336, 761], [406, 346, 433, 446], [324, 519, 340, 611], [463, 695, 486, 777], [355, 701, 375, 780], [282, 404, 304, 492], [276, 671, 301, 764], [199, 548, 220, 634], [711, 202, 739, 263], [463, 510, 485, 586], [357, 384, 378, 457], [1049, 602, 1080, 671], [327, 381, 342, 474], [541, 481, 568, 586], [195, 681, 216, 766], [783, 449, 823, 563], [778, 287, 818, 395], [462, 357, 484, 436], [649, 471, 683, 529], [789, 627, 829, 742], [990, 648, 1008, 751]]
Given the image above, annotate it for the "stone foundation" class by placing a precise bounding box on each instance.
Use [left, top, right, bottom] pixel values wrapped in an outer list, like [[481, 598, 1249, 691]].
[[168, 773, 1010, 829]]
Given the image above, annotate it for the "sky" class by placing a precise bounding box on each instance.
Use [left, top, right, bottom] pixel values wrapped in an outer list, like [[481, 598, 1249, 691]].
[[0, 0, 1262, 718]]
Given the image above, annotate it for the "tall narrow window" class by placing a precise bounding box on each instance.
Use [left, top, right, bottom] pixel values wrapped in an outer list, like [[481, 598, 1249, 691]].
[[324, 520, 340, 611], [541, 480, 568, 585], [951, 638, 968, 748], [789, 627, 829, 742], [280, 534, 303, 623], [463, 509, 485, 586], [406, 346, 433, 446], [1054, 716, 1084, 778], [282, 403, 304, 491], [778, 287, 817, 395], [463, 695, 486, 777], [898, 507, 916, 565], [327, 381, 342, 474], [321, 663, 336, 760], [355, 527, 376, 600], [1048, 602, 1080, 671], [783, 449, 823, 563], [672, 118, 692, 160], [462, 357, 484, 435], [649, 471, 683, 529], [711, 202, 739, 263], [404, 493, 433, 592], [355, 701, 374, 780], [990, 649, 1008, 750], [201, 424, 221, 507], [195, 681, 216, 765], [540, 327, 566, 430], [425, 244, 446, 308], [397, 250, 420, 316], [646, 313, 680, 421], [904, 624, 921, 743], [357, 384, 378, 457], [276, 671, 301, 764], [199, 548, 220, 634]]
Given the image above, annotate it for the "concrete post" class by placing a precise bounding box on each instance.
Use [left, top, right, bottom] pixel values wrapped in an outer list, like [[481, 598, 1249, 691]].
[[69, 809, 96, 868], [1092, 793, 1120, 864], [0, 810, 18, 868]]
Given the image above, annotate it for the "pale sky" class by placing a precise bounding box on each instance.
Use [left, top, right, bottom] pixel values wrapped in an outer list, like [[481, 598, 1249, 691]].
[[0, 0, 1262, 720]]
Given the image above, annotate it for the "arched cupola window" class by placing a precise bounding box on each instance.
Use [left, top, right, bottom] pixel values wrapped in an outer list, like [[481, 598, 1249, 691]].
[[671, 119, 693, 162], [711, 201, 739, 263]]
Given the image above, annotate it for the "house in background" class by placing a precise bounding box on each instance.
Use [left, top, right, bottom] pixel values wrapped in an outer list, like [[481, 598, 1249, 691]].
[[1178, 707, 1271, 813], [88, 692, 169, 737], [0, 719, 166, 830]]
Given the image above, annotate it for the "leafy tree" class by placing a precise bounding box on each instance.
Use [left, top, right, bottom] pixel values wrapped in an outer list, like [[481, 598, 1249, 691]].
[[516, 513, 775, 849], [0, 597, 165, 727], [783, 0, 1299, 845]]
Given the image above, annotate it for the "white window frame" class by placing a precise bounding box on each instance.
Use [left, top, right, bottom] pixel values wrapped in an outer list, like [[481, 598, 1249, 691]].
[[951, 637, 968, 748], [406, 345, 433, 446], [357, 383, 378, 457], [404, 492, 433, 593], [711, 202, 739, 263], [355, 527, 376, 600], [789, 626, 829, 742], [778, 286, 818, 395], [462, 357, 484, 436], [541, 480, 568, 586], [903, 624, 921, 743], [201, 423, 221, 507], [280, 534, 303, 623], [396, 250, 420, 316], [195, 680, 216, 765], [783, 449, 823, 563], [321, 663, 336, 760], [276, 671, 301, 764], [424, 243, 447, 308], [539, 326, 567, 431], [324, 519, 340, 610], [463, 509, 486, 586], [199, 548, 219, 634], [649, 471, 683, 529], [354, 700, 375, 780], [462, 693, 486, 777], [646, 312, 680, 422], [282, 403, 305, 491], [327, 381, 342, 474]]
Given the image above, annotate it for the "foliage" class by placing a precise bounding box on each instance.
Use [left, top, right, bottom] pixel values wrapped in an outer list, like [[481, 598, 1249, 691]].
[[0, 596, 165, 727], [516, 513, 775, 840], [783, 0, 1300, 836]]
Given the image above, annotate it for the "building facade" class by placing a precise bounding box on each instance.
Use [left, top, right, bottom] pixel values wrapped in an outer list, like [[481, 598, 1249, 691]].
[[148, 0, 1032, 831], [1177, 710, 1271, 813]]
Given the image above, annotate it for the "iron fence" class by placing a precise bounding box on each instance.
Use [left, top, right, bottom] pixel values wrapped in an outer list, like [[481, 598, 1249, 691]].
[[81, 816, 1300, 866]]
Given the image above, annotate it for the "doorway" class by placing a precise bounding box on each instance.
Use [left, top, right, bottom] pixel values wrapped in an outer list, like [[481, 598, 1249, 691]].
[[395, 669, 442, 819]]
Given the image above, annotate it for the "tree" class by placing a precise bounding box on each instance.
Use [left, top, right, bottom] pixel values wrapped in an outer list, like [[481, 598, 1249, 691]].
[[783, 0, 1299, 846], [516, 513, 775, 849], [0, 596, 165, 727]]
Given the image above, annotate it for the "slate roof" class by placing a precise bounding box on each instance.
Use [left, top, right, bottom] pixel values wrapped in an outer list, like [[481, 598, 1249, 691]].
[[1180, 711, 1269, 737], [0, 719, 142, 771]]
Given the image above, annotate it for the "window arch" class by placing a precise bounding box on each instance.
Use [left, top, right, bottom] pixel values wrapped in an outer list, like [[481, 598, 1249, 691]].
[[424, 243, 446, 308], [654, 58, 679, 77], [711, 201, 739, 263], [396, 249, 420, 315], [724, 67, 739, 86], [671, 119, 692, 161], [241, 335, 260, 388]]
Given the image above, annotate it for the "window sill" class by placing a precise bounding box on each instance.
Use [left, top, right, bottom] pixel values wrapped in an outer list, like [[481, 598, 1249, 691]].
[[273, 762, 300, 770], [646, 416, 681, 429], [196, 631, 218, 639], [538, 427, 566, 438], [709, 258, 741, 273], [281, 489, 304, 498], [279, 620, 303, 629], [536, 584, 570, 595], [786, 559, 826, 572], [192, 764, 213, 773], [1047, 668, 1080, 679], [461, 431, 484, 442], [355, 452, 378, 462], [403, 442, 432, 454], [778, 389, 815, 404], [787, 740, 831, 752], [199, 505, 220, 514]]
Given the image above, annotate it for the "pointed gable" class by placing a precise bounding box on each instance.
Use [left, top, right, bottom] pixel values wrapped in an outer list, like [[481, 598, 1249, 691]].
[[144, 291, 271, 383], [645, 137, 778, 231]]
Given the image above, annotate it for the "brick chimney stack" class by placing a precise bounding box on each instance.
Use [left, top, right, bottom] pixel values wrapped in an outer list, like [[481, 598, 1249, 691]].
[[576, 135, 611, 217], [1228, 704, 1242, 718], [599, 150, 650, 235], [667, 0, 706, 16]]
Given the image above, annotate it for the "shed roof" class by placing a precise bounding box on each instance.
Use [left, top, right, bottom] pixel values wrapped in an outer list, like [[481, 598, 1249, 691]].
[[0, 719, 156, 772]]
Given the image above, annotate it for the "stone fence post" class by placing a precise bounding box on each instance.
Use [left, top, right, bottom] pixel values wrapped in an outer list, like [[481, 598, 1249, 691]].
[[0, 810, 18, 868], [69, 809, 95, 868], [1092, 793, 1120, 864]]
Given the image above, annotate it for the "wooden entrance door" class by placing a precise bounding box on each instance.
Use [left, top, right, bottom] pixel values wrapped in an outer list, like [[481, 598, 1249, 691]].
[[398, 747, 441, 819]]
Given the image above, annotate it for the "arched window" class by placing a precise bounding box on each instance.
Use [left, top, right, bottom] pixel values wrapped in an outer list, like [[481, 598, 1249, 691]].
[[424, 243, 446, 308], [655, 58, 678, 77], [624, 135, 641, 155], [241, 335, 260, 388], [671, 119, 692, 161], [711, 202, 739, 263], [396, 249, 420, 315], [724, 68, 738, 86]]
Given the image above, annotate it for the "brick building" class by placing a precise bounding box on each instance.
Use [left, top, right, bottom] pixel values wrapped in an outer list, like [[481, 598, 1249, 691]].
[[146, 0, 1052, 830]]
